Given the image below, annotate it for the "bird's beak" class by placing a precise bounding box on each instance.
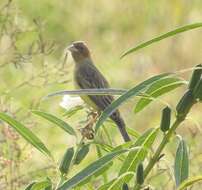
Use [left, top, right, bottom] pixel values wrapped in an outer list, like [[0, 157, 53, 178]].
[[67, 44, 78, 52]]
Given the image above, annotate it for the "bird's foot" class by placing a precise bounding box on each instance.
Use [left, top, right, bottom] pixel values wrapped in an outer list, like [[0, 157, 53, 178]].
[[79, 111, 99, 140], [79, 125, 94, 140]]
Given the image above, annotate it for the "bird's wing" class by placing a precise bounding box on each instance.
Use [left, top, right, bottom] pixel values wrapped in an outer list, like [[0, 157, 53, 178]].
[[75, 63, 114, 111]]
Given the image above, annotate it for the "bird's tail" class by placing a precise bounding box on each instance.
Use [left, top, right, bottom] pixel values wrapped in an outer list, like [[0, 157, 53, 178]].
[[110, 111, 131, 142]]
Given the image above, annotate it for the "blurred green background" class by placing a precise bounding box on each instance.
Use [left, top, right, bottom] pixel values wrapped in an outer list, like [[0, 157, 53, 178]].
[[0, 0, 202, 189]]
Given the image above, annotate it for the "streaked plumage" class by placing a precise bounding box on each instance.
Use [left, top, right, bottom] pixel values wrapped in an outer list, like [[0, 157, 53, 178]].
[[68, 41, 130, 142]]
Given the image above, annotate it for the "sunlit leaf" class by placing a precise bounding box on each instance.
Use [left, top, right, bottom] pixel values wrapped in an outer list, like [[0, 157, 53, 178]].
[[63, 105, 84, 118], [45, 88, 126, 98], [32, 110, 76, 136], [126, 127, 140, 138], [24, 182, 36, 190], [177, 175, 202, 190], [77, 162, 113, 187], [121, 22, 202, 58], [108, 172, 134, 190], [119, 128, 158, 181], [30, 179, 51, 190], [97, 180, 115, 190], [135, 77, 187, 113], [0, 112, 52, 158], [93, 141, 135, 162]]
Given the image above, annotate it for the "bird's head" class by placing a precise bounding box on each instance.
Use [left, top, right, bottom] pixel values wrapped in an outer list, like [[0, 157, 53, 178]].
[[68, 41, 91, 63]]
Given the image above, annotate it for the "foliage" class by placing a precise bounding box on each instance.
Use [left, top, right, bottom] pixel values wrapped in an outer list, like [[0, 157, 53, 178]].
[[1, 0, 202, 190]]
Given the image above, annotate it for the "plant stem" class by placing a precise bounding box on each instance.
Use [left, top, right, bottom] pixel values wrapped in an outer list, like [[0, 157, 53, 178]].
[[133, 115, 189, 190]]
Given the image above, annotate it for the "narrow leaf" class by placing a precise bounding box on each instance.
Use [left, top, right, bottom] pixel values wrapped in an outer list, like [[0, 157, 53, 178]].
[[119, 128, 158, 177], [126, 127, 140, 138], [95, 73, 171, 133], [76, 162, 113, 187], [174, 139, 189, 187], [93, 142, 126, 162], [31, 180, 51, 190], [121, 22, 202, 58], [63, 105, 84, 118], [108, 172, 134, 190], [177, 175, 202, 190], [57, 149, 128, 190], [135, 77, 186, 113], [32, 110, 76, 136], [45, 88, 126, 98], [77, 162, 113, 187], [97, 180, 116, 190], [0, 112, 51, 157], [24, 182, 36, 190]]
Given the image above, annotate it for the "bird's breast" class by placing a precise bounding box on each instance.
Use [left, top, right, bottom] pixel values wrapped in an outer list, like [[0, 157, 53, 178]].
[[73, 68, 99, 111]]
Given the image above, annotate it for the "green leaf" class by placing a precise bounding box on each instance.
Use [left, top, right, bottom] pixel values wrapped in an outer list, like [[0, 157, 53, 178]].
[[95, 73, 171, 133], [93, 142, 125, 162], [94, 161, 113, 178], [177, 175, 202, 190], [174, 138, 189, 187], [97, 180, 116, 190], [31, 180, 51, 190], [45, 88, 126, 98], [126, 127, 140, 139], [112, 141, 134, 152], [0, 112, 52, 158], [77, 162, 113, 187], [24, 182, 36, 190], [121, 22, 202, 58], [63, 105, 84, 118], [108, 172, 134, 190], [93, 142, 114, 153], [107, 120, 140, 138], [94, 141, 135, 162], [32, 110, 76, 136], [135, 77, 186, 113], [119, 128, 158, 178], [57, 149, 128, 190]]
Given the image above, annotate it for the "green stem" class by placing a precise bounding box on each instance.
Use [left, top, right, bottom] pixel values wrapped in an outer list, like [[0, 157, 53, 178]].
[[133, 118, 182, 190]]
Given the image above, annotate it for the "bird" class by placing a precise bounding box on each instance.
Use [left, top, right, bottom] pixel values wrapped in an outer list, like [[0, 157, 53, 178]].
[[67, 41, 131, 142]]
